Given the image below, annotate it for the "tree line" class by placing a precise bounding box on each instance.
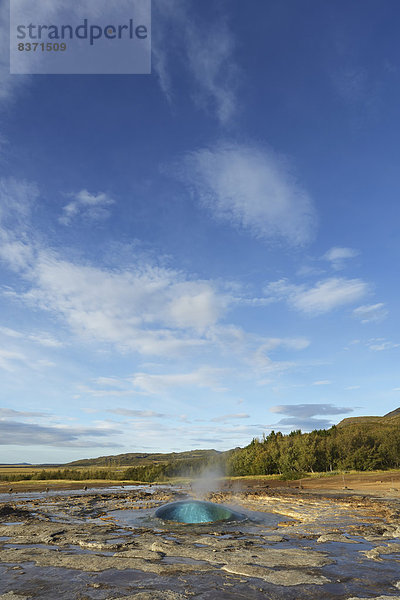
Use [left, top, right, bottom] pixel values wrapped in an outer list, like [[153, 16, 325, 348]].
[[1, 420, 399, 483], [226, 422, 400, 478]]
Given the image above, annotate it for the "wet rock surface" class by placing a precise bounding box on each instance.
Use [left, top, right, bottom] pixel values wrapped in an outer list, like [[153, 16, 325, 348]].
[[0, 485, 399, 599], [0, 506, 32, 521]]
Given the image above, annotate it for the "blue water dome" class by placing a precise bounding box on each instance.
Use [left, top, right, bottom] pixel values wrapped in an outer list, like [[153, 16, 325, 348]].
[[155, 500, 245, 524]]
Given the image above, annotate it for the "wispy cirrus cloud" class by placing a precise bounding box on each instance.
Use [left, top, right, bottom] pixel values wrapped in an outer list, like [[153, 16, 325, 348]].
[[59, 190, 115, 225], [323, 246, 359, 270], [353, 303, 388, 324], [0, 349, 28, 372], [174, 142, 316, 246], [332, 66, 369, 105], [130, 367, 227, 395], [265, 277, 368, 315], [257, 337, 310, 352], [0, 178, 39, 229], [204, 325, 310, 377], [107, 408, 164, 418], [367, 338, 399, 352], [0, 179, 39, 276], [211, 413, 249, 423], [0, 326, 63, 348], [153, 0, 239, 125], [0, 348, 56, 372]]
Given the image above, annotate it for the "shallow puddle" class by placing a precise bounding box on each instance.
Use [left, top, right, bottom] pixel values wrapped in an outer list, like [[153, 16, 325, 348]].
[[4, 543, 60, 551]]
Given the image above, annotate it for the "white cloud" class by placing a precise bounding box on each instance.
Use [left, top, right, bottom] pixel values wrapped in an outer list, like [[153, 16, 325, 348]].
[[183, 22, 238, 125], [0, 326, 63, 349], [153, 0, 239, 124], [0, 349, 27, 372], [204, 325, 310, 378], [211, 413, 249, 423], [36, 359, 56, 368], [0, 178, 38, 226], [59, 190, 115, 225], [0, 347, 56, 372], [312, 380, 332, 386], [0, 179, 39, 274], [260, 337, 310, 352], [9, 248, 228, 355], [130, 366, 227, 395], [252, 354, 295, 376], [323, 246, 359, 270], [0, 239, 34, 272], [175, 143, 316, 245], [27, 333, 63, 348], [107, 408, 164, 418], [80, 387, 134, 398], [353, 303, 388, 324], [95, 377, 126, 387], [292, 279, 367, 313], [0, 326, 63, 348], [80, 366, 229, 399], [368, 339, 399, 352], [0, 327, 23, 339], [266, 277, 368, 314], [168, 286, 223, 330]]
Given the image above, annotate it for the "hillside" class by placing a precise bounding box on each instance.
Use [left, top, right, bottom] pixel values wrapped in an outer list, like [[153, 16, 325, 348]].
[[383, 407, 400, 419], [65, 449, 222, 467], [337, 407, 400, 428]]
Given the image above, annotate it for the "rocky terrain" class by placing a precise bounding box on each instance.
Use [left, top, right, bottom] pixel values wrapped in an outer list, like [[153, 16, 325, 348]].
[[0, 484, 399, 599]]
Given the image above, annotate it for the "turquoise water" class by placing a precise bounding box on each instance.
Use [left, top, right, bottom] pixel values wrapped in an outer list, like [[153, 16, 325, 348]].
[[155, 500, 245, 523]]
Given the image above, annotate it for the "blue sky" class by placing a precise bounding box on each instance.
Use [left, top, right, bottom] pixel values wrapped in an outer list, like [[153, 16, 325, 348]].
[[1, 0, 400, 463]]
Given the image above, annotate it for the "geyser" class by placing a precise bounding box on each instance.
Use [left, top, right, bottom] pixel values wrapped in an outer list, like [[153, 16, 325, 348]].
[[155, 500, 245, 524]]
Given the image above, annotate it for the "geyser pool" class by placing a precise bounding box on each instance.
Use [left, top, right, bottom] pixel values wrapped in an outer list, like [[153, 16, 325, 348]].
[[155, 500, 245, 524]]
